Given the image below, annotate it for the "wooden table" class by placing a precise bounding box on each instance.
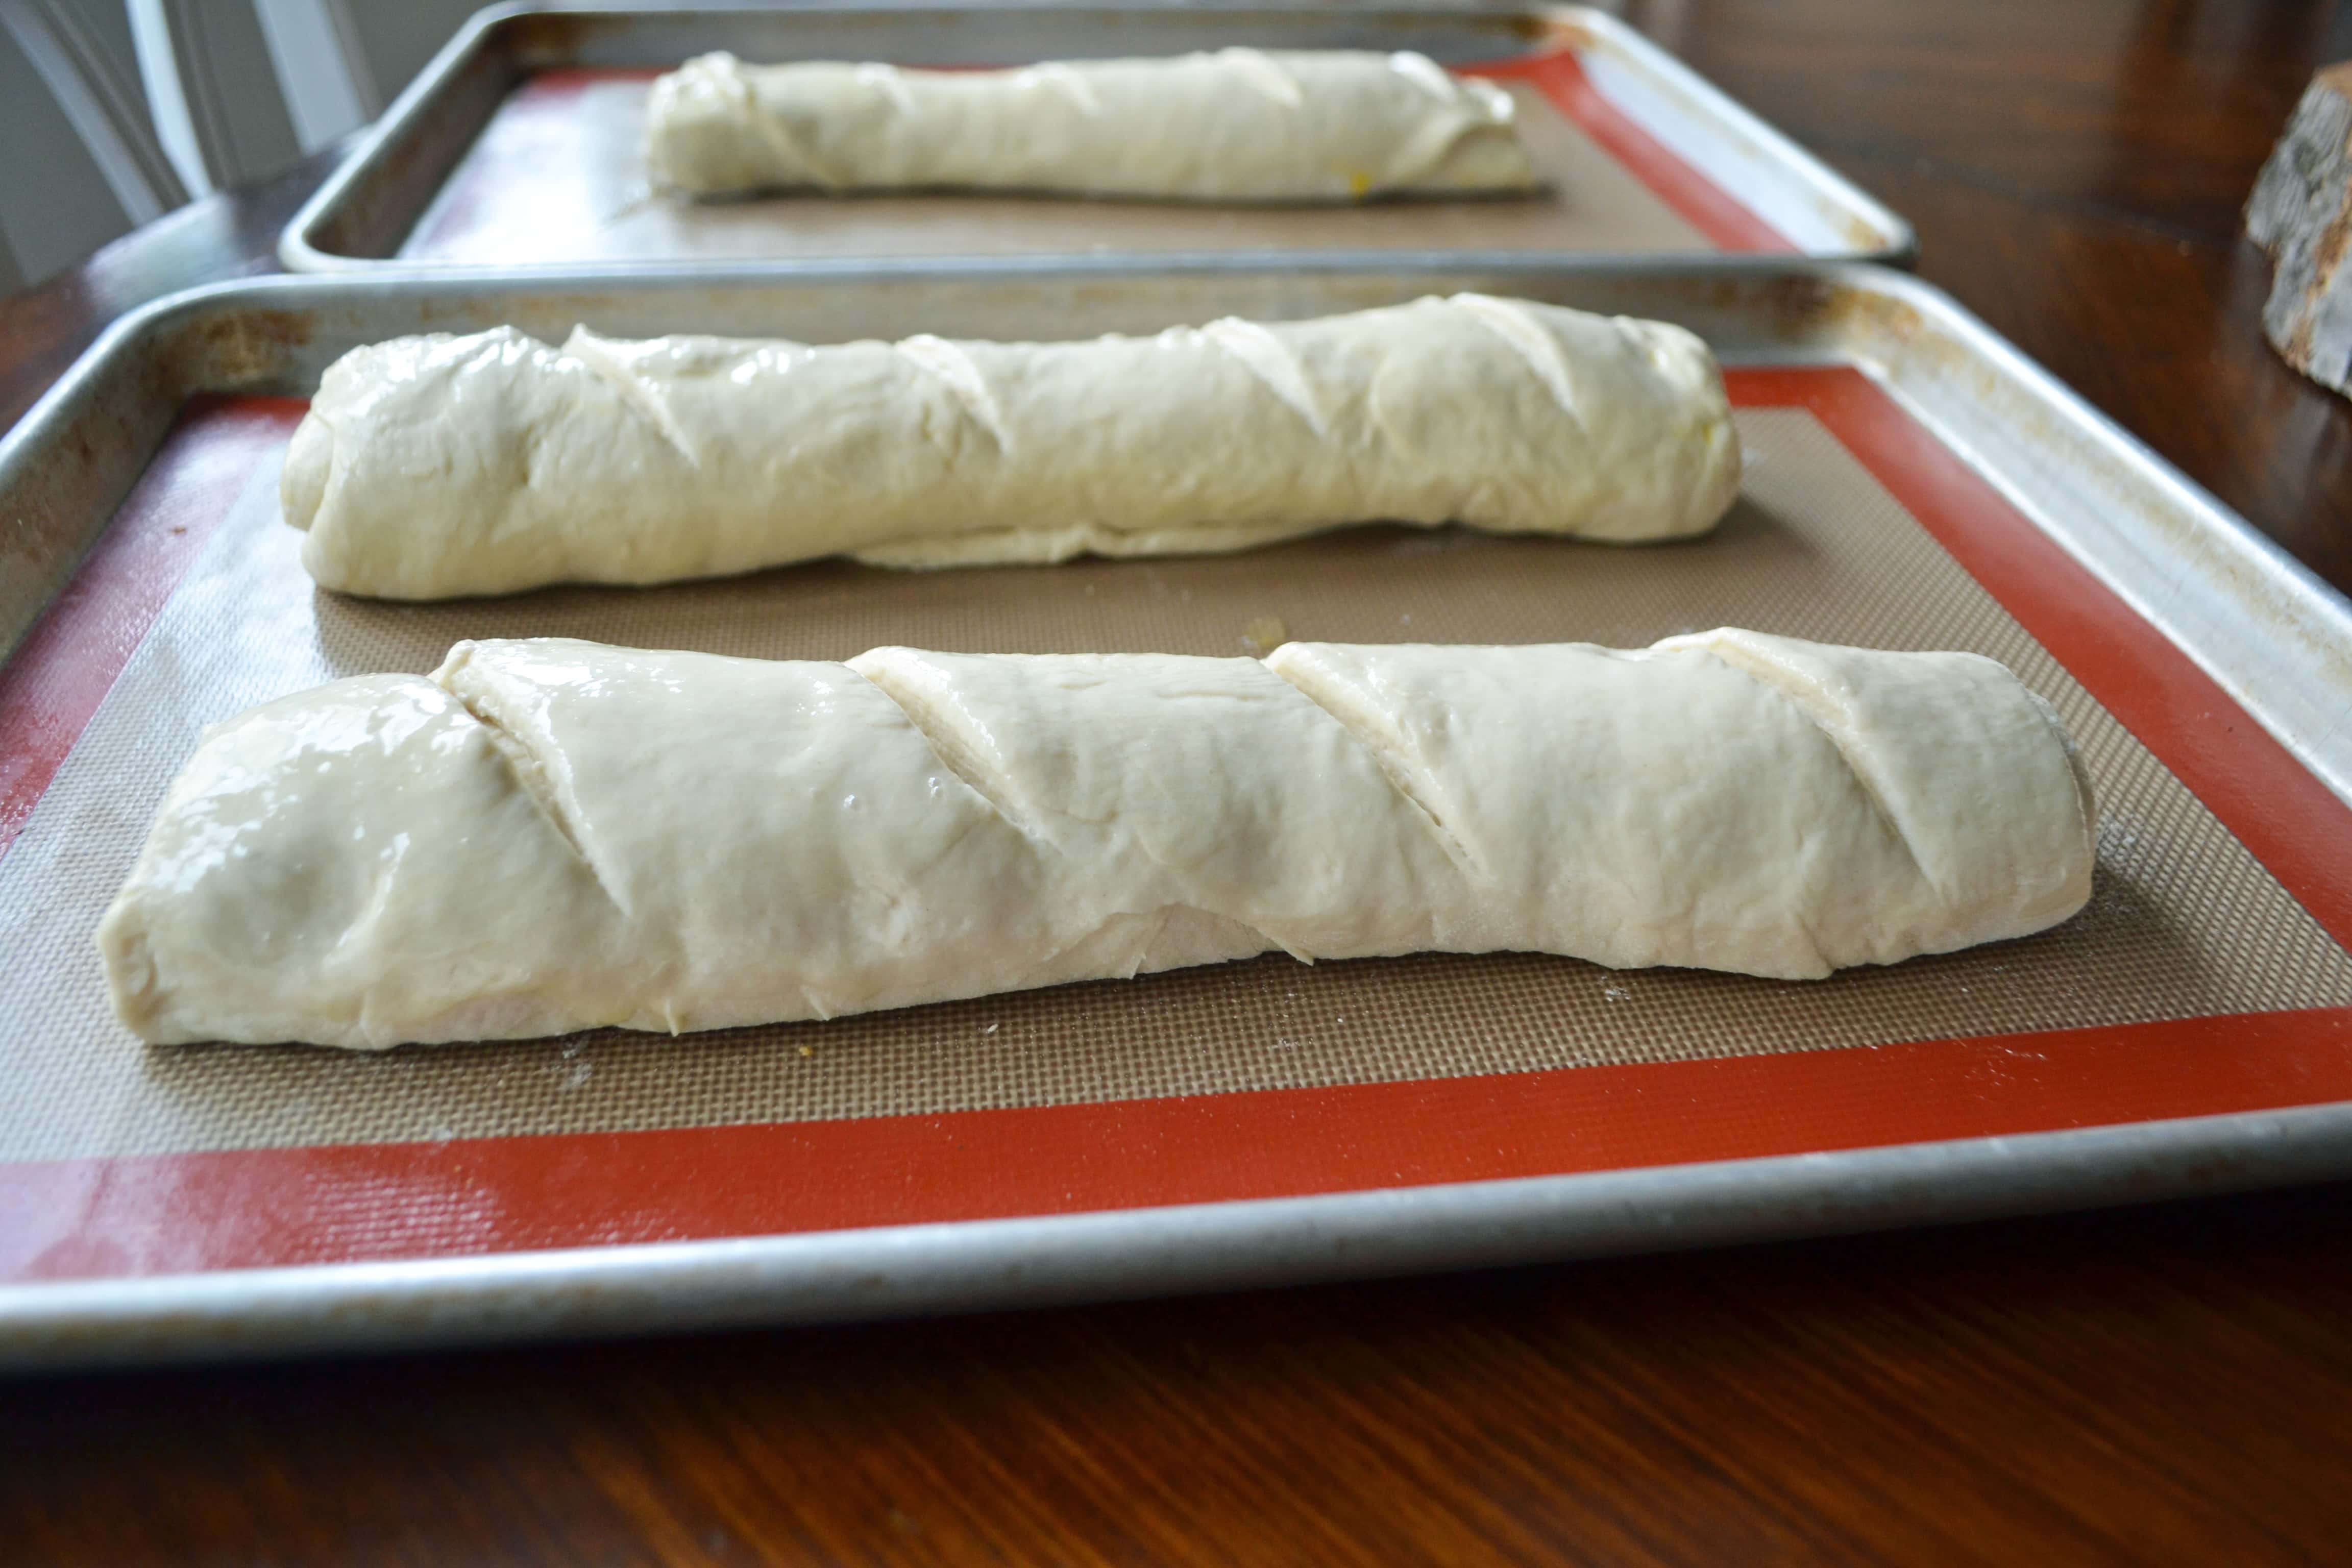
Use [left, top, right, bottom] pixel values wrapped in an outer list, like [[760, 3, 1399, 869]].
[[9, 3, 2352, 1561]]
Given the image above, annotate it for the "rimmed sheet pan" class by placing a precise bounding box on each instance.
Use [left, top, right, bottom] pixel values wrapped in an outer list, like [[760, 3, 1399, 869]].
[[277, 4, 1912, 271], [2, 258, 2347, 1369]]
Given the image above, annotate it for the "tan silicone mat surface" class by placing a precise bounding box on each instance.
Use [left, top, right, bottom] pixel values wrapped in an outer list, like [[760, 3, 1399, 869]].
[[3, 407, 2347, 1164], [396, 78, 1712, 264]]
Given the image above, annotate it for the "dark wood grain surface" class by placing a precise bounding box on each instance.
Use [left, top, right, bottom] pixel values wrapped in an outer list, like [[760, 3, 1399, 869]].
[[8, 2, 2352, 1563]]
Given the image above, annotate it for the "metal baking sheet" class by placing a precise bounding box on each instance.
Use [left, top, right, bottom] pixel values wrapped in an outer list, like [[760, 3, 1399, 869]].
[[4, 257, 2350, 1371], [277, 3, 1912, 272]]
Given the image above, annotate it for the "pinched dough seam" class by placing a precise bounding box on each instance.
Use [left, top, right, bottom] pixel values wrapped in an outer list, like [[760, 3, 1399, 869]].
[[1257, 660, 1491, 887], [562, 334, 705, 469], [843, 662, 1042, 843], [432, 668, 632, 918], [845, 663, 1320, 972], [842, 652, 1496, 965], [849, 648, 1490, 891], [1684, 641, 1945, 909]]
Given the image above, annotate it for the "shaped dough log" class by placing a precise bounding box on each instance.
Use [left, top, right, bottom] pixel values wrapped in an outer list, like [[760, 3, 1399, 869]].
[[645, 49, 1538, 200], [99, 632, 2096, 1050], [281, 295, 1741, 600]]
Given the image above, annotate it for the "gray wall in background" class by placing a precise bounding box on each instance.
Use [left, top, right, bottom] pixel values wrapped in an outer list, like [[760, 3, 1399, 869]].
[[344, 0, 479, 107], [138, 0, 305, 191], [0, 0, 153, 286], [1, 0, 481, 291]]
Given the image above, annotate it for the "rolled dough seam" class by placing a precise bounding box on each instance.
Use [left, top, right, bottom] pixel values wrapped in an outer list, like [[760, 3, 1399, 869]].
[[644, 48, 1540, 202], [282, 294, 1742, 600], [98, 632, 2097, 1050]]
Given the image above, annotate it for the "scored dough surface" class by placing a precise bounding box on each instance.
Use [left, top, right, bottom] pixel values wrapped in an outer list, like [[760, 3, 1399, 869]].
[[281, 294, 1741, 600], [97, 632, 2096, 1051], [645, 48, 1539, 201]]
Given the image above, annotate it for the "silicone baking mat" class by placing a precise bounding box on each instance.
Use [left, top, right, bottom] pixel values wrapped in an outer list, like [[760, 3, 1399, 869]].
[[395, 51, 1769, 265], [7, 367, 2352, 1284]]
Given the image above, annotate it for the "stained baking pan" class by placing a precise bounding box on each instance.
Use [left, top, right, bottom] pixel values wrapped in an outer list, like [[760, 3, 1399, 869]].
[[4, 257, 2350, 1371], [277, 3, 1912, 272]]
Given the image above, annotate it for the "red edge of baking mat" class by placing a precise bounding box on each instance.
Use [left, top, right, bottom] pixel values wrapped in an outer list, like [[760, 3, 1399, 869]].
[[0, 397, 307, 860], [486, 50, 1795, 256], [7, 368, 2352, 1283], [1469, 48, 1793, 254]]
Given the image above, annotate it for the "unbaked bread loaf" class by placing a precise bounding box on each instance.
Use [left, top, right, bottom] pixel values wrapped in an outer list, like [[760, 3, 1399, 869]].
[[281, 294, 1742, 600], [98, 632, 2096, 1049], [645, 48, 1538, 201]]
